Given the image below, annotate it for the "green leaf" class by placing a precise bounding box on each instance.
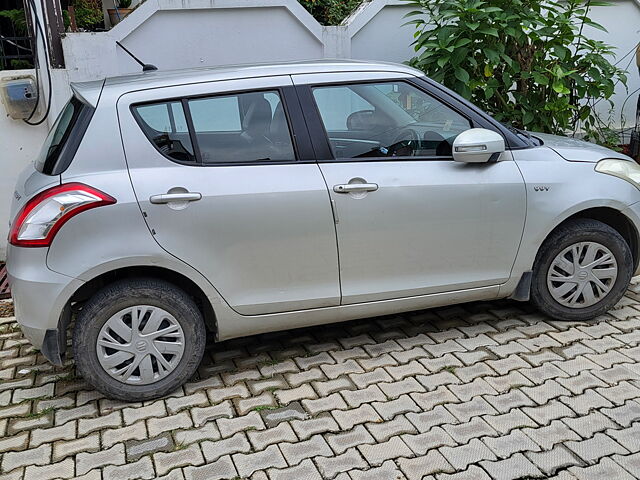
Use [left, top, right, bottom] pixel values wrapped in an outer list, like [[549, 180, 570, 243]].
[[454, 38, 472, 48], [477, 27, 499, 37], [485, 49, 500, 63], [450, 47, 469, 65], [553, 46, 569, 61], [583, 19, 608, 33], [455, 67, 470, 83], [468, 22, 480, 30], [437, 56, 450, 68], [458, 83, 472, 99], [532, 72, 549, 85], [523, 111, 535, 125], [552, 81, 570, 94], [579, 106, 591, 121], [404, 10, 426, 18]]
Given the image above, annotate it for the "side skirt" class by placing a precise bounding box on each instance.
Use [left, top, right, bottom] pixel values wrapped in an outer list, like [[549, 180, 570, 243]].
[[217, 285, 501, 341]]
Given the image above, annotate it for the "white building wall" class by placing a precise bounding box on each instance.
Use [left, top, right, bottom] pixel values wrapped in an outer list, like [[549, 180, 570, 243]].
[[588, 0, 640, 130], [0, 70, 49, 260], [0, 0, 639, 260], [348, 2, 415, 62]]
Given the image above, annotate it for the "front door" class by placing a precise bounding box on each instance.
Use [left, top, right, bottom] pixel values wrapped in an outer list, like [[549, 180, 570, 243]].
[[295, 75, 526, 304], [118, 76, 340, 315]]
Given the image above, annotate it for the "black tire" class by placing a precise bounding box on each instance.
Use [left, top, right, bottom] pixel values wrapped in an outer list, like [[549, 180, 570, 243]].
[[73, 278, 206, 401], [531, 218, 633, 321]]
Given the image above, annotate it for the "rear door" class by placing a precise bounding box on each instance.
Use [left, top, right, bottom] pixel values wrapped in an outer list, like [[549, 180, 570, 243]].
[[294, 72, 526, 304], [118, 76, 340, 315]]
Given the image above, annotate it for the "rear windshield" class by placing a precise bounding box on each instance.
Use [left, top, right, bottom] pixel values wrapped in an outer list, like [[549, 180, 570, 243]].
[[35, 96, 94, 175]]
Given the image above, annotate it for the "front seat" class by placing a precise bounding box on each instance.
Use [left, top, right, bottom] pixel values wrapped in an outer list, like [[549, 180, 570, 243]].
[[240, 96, 274, 161]]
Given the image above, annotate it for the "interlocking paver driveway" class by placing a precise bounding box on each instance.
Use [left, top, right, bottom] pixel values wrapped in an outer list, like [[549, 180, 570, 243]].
[[1, 281, 640, 480]]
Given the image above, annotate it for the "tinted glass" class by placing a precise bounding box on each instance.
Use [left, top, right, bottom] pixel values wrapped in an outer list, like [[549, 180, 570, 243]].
[[312, 82, 472, 159], [134, 101, 196, 163], [188, 90, 296, 164], [35, 97, 92, 174]]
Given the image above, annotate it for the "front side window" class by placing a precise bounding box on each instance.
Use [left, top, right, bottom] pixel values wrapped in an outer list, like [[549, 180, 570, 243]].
[[188, 90, 295, 164], [312, 82, 472, 159], [133, 101, 195, 163]]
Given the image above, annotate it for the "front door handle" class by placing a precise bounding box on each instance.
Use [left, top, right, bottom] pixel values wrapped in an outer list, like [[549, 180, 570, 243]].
[[333, 183, 379, 194], [149, 192, 202, 204]]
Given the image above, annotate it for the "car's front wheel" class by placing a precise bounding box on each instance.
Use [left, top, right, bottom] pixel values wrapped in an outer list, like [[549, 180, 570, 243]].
[[531, 218, 633, 321], [73, 278, 206, 401]]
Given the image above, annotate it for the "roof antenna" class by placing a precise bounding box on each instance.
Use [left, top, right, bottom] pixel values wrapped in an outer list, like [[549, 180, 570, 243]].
[[116, 41, 158, 72]]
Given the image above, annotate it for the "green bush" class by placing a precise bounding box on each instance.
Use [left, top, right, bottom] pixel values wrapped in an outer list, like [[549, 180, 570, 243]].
[[0, 9, 28, 35], [404, 0, 626, 138], [9, 59, 32, 69], [298, 0, 363, 25], [72, 0, 104, 29]]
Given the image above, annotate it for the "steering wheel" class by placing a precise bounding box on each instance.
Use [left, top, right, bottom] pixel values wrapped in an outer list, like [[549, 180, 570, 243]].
[[387, 128, 420, 156]]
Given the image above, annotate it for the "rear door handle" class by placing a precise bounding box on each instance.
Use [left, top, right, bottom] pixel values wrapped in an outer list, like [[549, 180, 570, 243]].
[[149, 192, 202, 204], [333, 183, 379, 194]]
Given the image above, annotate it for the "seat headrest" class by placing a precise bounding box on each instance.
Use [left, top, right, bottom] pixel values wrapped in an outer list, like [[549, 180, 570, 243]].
[[242, 97, 272, 137]]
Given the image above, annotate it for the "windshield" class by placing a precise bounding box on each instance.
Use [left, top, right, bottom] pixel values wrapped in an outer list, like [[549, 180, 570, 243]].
[[34, 97, 93, 175]]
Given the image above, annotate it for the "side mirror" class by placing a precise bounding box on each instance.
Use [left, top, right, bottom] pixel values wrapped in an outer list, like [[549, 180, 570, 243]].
[[452, 128, 505, 163], [346, 110, 375, 131]]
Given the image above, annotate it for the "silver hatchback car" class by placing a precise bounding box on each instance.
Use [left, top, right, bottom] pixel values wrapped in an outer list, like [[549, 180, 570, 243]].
[[8, 60, 640, 400]]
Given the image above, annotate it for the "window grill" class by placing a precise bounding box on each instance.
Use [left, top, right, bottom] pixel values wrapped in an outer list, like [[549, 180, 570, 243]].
[[0, 34, 33, 69], [0, 4, 34, 70]]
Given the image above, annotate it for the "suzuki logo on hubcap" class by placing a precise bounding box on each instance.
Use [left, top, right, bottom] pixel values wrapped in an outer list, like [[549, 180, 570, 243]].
[[135, 340, 148, 352]]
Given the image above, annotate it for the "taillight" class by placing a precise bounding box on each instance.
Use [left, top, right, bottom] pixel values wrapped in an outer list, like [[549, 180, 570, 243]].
[[9, 183, 116, 247]]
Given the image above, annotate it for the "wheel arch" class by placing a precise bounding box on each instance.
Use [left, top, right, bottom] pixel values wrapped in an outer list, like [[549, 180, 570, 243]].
[[70, 265, 218, 334], [540, 207, 639, 272]]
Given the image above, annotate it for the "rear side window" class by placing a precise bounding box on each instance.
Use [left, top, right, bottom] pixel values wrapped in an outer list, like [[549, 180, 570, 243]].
[[132, 90, 296, 165], [133, 101, 196, 163], [35, 96, 94, 175], [188, 90, 295, 164]]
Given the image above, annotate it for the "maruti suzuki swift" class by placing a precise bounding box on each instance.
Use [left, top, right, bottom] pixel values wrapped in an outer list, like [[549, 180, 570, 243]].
[[8, 60, 640, 400]]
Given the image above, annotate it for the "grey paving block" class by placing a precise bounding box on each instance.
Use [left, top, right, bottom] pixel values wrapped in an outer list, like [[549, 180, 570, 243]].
[[125, 432, 174, 462], [259, 401, 308, 427]]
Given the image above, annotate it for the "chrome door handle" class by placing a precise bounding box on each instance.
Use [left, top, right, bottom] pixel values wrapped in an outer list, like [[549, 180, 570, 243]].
[[149, 192, 202, 204], [333, 183, 379, 194]]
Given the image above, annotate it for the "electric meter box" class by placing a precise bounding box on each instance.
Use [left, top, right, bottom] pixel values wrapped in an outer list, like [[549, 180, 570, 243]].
[[0, 75, 38, 120]]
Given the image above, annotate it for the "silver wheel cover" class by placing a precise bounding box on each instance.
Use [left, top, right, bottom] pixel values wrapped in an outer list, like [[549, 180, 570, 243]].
[[547, 241, 618, 309], [96, 305, 185, 385]]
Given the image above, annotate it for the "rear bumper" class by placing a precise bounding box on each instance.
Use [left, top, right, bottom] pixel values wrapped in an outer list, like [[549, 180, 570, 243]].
[[6, 245, 83, 365]]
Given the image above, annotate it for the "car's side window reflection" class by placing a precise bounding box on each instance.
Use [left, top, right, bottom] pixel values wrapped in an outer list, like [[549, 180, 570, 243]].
[[312, 82, 472, 159]]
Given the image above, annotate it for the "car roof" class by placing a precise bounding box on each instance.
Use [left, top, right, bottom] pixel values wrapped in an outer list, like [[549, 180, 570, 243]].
[[71, 60, 423, 107]]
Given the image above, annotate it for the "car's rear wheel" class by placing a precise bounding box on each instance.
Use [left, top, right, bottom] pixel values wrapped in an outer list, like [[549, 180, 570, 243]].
[[531, 218, 633, 321], [73, 278, 206, 401]]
